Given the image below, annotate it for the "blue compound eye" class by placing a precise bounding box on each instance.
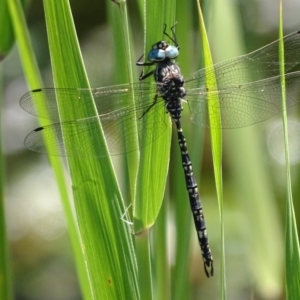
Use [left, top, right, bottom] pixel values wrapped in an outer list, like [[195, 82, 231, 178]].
[[148, 49, 166, 62], [165, 45, 179, 58]]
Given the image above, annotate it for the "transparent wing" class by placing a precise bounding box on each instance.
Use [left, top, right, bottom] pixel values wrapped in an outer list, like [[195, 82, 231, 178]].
[[22, 83, 170, 157], [20, 82, 159, 121], [185, 31, 300, 89], [21, 31, 300, 155], [187, 72, 300, 128]]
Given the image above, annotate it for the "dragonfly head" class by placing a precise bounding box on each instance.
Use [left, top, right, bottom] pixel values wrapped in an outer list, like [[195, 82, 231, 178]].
[[148, 41, 179, 62]]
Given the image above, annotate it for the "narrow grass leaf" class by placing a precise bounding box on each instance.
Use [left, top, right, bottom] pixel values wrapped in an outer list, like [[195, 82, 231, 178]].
[[197, 0, 225, 297], [0, 1, 18, 298], [107, 0, 139, 202], [8, 0, 93, 298], [134, 0, 172, 235], [278, 4, 300, 298], [134, 1, 175, 298], [0, 0, 27, 57], [0, 69, 13, 300], [42, 0, 138, 298]]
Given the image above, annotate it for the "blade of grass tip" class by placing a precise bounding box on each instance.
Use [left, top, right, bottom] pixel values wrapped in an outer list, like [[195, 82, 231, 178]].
[[278, 4, 300, 298], [197, 0, 225, 293], [8, 0, 93, 298], [134, 0, 171, 235], [43, 0, 139, 298], [134, 0, 172, 232]]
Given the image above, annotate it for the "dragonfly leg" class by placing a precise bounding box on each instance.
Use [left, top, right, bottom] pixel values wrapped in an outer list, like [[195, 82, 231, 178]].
[[139, 93, 159, 119], [138, 69, 155, 81], [136, 54, 155, 80]]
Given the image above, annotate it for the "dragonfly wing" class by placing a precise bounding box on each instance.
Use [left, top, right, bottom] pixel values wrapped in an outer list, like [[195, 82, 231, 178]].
[[20, 82, 158, 122], [185, 31, 300, 90], [187, 71, 300, 128], [24, 95, 169, 157]]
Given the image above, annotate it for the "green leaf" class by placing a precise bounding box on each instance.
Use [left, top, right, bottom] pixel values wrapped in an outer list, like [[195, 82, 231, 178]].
[[197, 0, 225, 296], [134, 0, 173, 235], [278, 3, 300, 298], [40, 0, 139, 298], [0, 0, 26, 58], [0, 71, 12, 300], [133, 2, 175, 299], [8, 0, 96, 298]]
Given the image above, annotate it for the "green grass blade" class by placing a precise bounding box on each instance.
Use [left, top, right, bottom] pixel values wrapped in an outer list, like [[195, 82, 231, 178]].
[[0, 152, 12, 298], [0, 0, 23, 58], [107, 1, 154, 299], [278, 3, 300, 298], [107, 1, 139, 203], [8, 0, 94, 298], [134, 0, 173, 235], [0, 70, 13, 300], [0, 1, 16, 298], [0, 171, 12, 300], [135, 7, 174, 219], [0, 0, 13, 57], [42, 0, 138, 298], [197, 0, 225, 296], [154, 201, 170, 300], [211, 0, 285, 296], [107, 2, 145, 298], [134, 2, 175, 299]]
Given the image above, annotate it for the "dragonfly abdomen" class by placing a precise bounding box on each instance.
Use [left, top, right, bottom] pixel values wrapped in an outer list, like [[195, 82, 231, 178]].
[[173, 114, 214, 277]]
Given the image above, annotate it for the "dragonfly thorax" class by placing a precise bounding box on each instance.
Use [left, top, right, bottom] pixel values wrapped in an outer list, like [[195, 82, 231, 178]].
[[155, 60, 186, 104]]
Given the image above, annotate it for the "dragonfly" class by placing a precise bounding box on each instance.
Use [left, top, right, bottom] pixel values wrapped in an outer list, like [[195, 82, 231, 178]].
[[20, 25, 300, 277]]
